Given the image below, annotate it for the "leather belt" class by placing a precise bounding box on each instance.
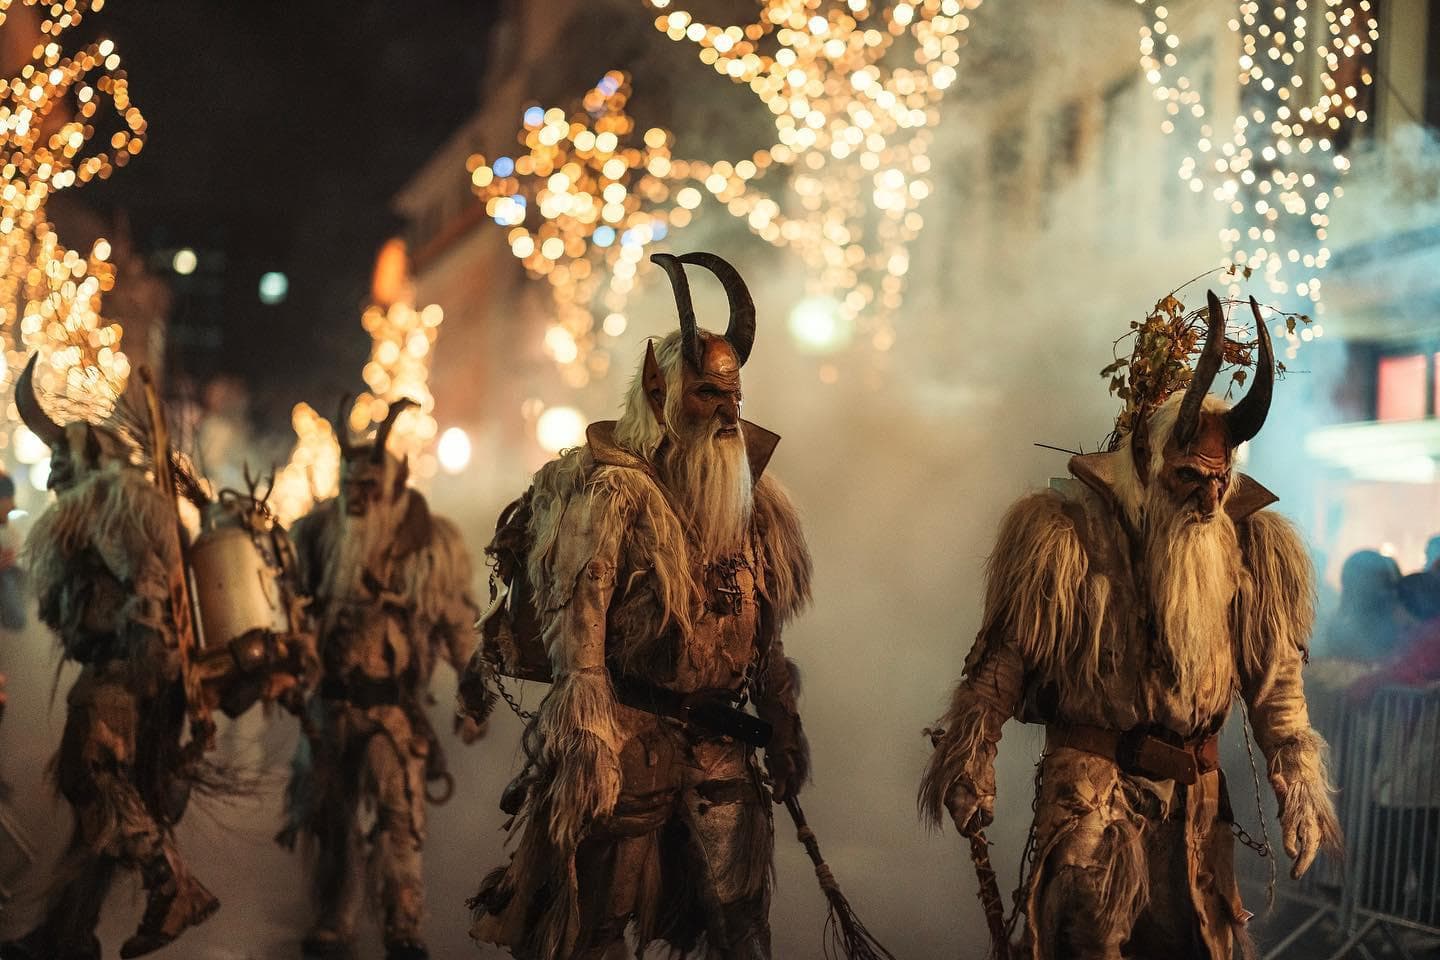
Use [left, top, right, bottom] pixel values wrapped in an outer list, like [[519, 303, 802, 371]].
[[319, 672, 402, 708], [611, 675, 772, 748], [1046, 722, 1219, 786]]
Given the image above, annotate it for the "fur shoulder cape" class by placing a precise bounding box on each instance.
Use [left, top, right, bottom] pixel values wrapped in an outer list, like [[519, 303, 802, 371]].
[[524, 429, 811, 641], [26, 465, 179, 619], [291, 490, 475, 625], [968, 478, 1313, 692]]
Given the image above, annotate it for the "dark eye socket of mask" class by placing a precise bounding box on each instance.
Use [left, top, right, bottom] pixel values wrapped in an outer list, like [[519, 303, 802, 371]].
[[1176, 466, 1203, 483]]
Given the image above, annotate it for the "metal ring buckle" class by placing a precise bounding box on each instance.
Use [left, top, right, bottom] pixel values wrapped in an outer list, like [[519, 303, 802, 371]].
[[424, 771, 456, 805]]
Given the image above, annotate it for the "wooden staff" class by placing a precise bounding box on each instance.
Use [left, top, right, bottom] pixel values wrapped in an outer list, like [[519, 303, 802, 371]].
[[968, 830, 1011, 960], [136, 366, 214, 757], [783, 795, 897, 960]]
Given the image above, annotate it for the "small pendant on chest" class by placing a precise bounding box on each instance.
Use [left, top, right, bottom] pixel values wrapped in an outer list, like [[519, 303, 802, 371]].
[[705, 555, 749, 617]]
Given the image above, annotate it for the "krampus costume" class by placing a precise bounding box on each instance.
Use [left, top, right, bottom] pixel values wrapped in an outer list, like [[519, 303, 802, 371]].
[[282, 398, 479, 960], [467, 253, 812, 960], [0, 357, 218, 960], [920, 294, 1342, 960]]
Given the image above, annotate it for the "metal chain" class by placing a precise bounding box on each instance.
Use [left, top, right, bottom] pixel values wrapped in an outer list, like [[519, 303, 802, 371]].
[[1232, 820, 1270, 857], [490, 664, 537, 723], [1002, 755, 1047, 945], [1238, 700, 1279, 911]]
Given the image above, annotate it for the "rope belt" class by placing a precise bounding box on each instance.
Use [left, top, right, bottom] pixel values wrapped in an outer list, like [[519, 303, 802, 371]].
[[1046, 722, 1219, 785]]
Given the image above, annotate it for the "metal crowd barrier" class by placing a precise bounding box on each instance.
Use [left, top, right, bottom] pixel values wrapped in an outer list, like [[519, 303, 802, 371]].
[[1266, 682, 1440, 959]]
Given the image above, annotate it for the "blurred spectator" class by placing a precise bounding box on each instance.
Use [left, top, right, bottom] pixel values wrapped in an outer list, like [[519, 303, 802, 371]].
[[1426, 534, 1440, 572], [1347, 570, 1440, 702], [0, 472, 23, 631], [1317, 549, 1405, 662], [1344, 569, 1440, 928]]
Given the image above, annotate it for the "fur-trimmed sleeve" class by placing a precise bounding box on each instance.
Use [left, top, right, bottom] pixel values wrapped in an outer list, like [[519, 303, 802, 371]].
[[749, 475, 813, 793], [527, 465, 638, 848], [753, 475, 812, 626], [1235, 510, 1340, 852], [25, 468, 180, 665], [971, 490, 1093, 677], [919, 491, 1082, 826], [401, 512, 481, 675]]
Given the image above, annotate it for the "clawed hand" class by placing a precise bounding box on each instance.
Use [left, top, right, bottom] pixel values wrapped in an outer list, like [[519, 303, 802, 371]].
[[1283, 800, 1324, 879], [947, 782, 995, 839]]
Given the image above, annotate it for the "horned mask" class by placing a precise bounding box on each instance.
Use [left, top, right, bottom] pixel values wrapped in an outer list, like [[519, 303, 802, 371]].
[[1130, 291, 1275, 518], [643, 252, 757, 434], [332, 396, 416, 517], [1069, 291, 1277, 524]]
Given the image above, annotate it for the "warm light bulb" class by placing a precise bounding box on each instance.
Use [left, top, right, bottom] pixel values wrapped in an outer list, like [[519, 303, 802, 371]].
[[437, 427, 473, 474], [536, 406, 587, 453]]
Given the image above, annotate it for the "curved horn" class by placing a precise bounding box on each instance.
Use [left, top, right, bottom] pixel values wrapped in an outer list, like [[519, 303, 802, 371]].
[[1224, 297, 1275, 445], [372, 397, 418, 462], [15, 354, 65, 447], [335, 393, 356, 457], [678, 251, 755, 366], [650, 253, 703, 372], [1174, 290, 1228, 447]]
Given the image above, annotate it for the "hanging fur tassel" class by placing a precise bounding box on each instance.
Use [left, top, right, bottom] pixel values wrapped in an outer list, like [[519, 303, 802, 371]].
[[783, 796, 897, 960]]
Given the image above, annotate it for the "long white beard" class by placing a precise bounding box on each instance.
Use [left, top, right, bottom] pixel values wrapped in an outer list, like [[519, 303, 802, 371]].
[[660, 424, 753, 562], [322, 495, 404, 607], [1143, 494, 1241, 719]]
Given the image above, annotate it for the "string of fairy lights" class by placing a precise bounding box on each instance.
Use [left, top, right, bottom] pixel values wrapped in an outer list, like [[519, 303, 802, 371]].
[[467, 2, 982, 381], [1, 0, 142, 448], [1137, 0, 1379, 356], [644, 0, 979, 353], [0, 2, 1390, 500], [470, 1, 1389, 379], [468, 72, 684, 389]]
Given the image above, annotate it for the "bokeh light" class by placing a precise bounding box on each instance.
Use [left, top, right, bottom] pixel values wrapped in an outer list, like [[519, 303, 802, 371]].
[[788, 296, 852, 353], [0, 0, 143, 436], [1137, 0, 1378, 324], [536, 405, 587, 453], [437, 426, 473, 474], [12, 425, 50, 465], [467, 71, 685, 379], [258, 271, 289, 304]]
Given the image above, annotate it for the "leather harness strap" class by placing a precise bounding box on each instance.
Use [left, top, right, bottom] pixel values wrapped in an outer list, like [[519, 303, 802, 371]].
[[1046, 722, 1220, 786]]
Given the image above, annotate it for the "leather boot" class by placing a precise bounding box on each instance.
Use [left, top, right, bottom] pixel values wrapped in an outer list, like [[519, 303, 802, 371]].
[[0, 928, 101, 960], [117, 852, 220, 958], [384, 939, 429, 960], [300, 930, 358, 959]]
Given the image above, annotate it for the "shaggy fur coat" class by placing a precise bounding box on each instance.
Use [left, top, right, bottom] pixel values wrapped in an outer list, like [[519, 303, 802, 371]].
[[920, 457, 1339, 960], [472, 421, 812, 960]]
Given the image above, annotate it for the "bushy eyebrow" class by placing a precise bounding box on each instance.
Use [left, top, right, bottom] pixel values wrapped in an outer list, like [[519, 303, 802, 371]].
[[1175, 463, 1229, 478]]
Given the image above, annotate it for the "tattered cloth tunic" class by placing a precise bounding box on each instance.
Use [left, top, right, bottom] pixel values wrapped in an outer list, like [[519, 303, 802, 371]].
[[20, 467, 193, 950], [923, 455, 1327, 960], [284, 491, 477, 945], [472, 421, 810, 960]]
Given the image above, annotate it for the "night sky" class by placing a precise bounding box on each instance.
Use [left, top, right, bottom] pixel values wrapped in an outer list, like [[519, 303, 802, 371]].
[[79, 1, 500, 428]]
